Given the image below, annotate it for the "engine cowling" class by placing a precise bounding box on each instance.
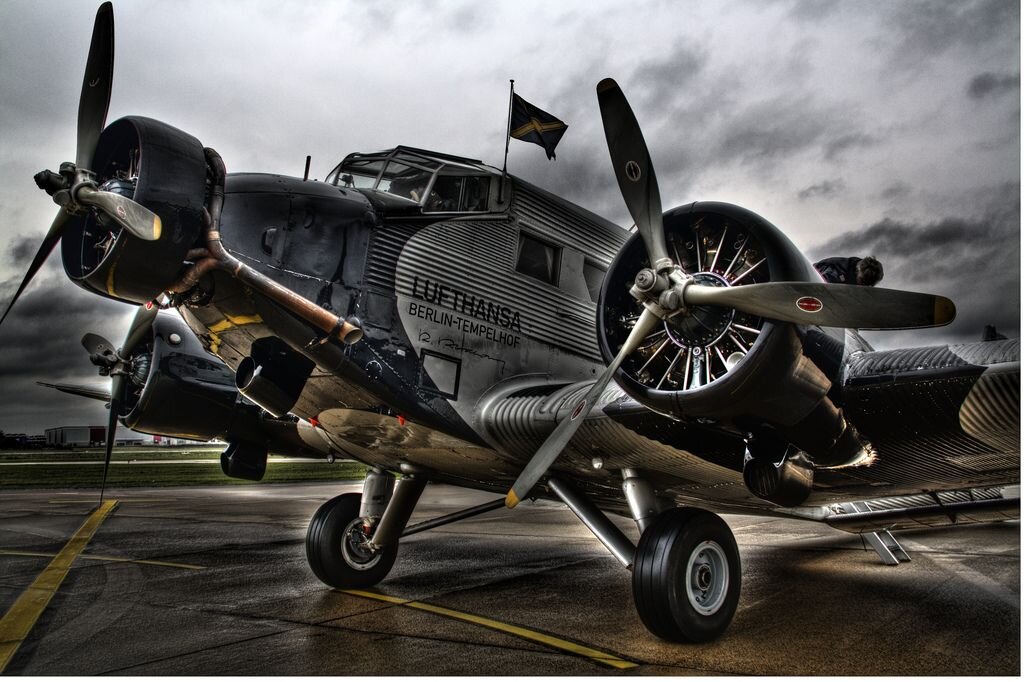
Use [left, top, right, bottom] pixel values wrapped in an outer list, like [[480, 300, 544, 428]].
[[61, 116, 208, 305], [598, 202, 866, 469], [113, 312, 332, 467]]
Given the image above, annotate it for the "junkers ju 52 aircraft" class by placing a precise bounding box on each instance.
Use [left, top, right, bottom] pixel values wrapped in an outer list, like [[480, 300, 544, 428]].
[[3, 3, 1018, 643]]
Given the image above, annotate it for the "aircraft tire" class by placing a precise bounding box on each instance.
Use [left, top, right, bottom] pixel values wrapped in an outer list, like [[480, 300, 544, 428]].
[[632, 508, 741, 643], [305, 492, 398, 588]]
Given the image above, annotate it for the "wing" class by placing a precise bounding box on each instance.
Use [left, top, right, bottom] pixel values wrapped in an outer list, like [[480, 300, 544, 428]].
[[477, 339, 1019, 516], [817, 338, 1019, 495]]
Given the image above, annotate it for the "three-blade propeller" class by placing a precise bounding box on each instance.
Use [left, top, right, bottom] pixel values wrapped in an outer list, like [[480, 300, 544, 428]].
[[0, 2, 160, 330], [505, 78, 955, 508]]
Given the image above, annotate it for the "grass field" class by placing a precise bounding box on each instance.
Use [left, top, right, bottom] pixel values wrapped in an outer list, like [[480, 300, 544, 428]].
[[0, 446, 367, 489]]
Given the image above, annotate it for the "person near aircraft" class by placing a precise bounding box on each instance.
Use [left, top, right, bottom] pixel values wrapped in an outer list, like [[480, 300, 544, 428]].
[[814, 256, 884, 286]]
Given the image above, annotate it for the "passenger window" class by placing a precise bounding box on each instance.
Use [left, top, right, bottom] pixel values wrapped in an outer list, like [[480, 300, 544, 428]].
[[583, 261, 606, 303], [516, 233, 560, 285]]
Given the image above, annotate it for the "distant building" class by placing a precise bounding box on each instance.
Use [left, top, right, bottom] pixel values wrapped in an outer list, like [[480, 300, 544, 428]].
[[1, 433, 29, 448], [45, 426, 106, 447], [151, 435, 201, 446]]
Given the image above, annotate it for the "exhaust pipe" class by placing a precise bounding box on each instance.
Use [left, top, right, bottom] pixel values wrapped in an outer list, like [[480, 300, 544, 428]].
[[169, 147, 362, 346], [235, 337, 315, 418]]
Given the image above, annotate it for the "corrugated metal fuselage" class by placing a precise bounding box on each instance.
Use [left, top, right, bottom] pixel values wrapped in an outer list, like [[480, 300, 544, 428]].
[[177, 169, 1018, 515]]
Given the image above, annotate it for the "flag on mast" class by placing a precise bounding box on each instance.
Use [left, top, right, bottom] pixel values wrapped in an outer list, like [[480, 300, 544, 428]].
[[508, 94, 568, 160]]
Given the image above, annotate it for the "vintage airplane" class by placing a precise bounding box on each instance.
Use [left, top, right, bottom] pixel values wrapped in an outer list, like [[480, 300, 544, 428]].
[[2, 3, 1018, 643]]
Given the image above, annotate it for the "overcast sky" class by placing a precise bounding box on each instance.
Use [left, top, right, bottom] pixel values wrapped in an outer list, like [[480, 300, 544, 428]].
[[0, 0, 1019, 434]]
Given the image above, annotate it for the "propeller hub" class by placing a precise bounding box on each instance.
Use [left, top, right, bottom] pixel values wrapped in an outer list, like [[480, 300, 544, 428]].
[[664, 272, 735, 348], [634, 268, 660, 293]]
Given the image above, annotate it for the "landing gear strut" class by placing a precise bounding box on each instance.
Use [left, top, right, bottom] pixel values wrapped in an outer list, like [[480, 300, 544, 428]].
[[305, 468, 426, 589], [632, 508, 741, 642]]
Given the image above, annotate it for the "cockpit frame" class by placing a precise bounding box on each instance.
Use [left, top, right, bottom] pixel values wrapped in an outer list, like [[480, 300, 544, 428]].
[[326, 146, 499, 215]]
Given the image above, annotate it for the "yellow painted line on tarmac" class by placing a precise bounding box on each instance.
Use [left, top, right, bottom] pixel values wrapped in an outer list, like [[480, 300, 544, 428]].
[[342, 589, 637, 670], [0, 500, 118, 673], [0, 549, 203, 571]]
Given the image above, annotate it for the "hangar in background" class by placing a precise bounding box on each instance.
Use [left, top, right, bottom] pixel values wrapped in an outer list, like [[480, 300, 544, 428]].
[[43, 426, 148, 448]]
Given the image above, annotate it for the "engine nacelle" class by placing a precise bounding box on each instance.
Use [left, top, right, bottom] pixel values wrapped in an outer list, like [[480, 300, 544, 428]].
[[61, 116, 208, 304], [119, 312, 239, 440], [598, 202, 866, 468], [115, 312, 332, 462]]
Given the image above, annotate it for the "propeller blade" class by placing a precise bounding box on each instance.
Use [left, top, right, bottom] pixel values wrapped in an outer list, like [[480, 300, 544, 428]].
[[684, 282, 956, 330], [82, 331, 116, 357], [75, 186, 162, 241], [0, 211, 71, 328], [37, 381, 112, 403], [506, 307, 660, 508], [99, 373, 122, 504], [597, 78, 670, 269], [82, 331, 120, 369], [122, 302, 158, 356], [77, 2, 115, 170]]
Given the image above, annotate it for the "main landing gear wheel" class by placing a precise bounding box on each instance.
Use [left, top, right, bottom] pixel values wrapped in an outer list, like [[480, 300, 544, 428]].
[[305, 492, 397, 589], [632, 508, 741, 642]]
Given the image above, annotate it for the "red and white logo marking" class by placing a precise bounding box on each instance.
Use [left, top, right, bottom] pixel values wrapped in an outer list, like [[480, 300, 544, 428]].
[[570, 399, 588, 421], [796, 296, 823, 313]]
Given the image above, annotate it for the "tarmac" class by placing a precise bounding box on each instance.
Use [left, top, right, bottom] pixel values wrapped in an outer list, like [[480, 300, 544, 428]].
[[0, 482, 1019, 675]]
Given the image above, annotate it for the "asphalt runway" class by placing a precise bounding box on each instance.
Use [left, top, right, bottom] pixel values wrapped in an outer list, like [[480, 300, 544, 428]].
[[0, 482, 1019, 675]]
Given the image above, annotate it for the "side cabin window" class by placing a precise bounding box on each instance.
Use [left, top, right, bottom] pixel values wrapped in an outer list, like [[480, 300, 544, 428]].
[[583, 260, 607, 303], [516, 233, 561, 285]]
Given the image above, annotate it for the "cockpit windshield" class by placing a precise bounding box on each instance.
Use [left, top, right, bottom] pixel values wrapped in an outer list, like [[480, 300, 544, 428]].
[[325, 147, 493, 213]]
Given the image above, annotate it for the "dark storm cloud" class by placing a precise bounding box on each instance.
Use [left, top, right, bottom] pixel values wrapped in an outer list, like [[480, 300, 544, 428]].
[[880, 181, 912, 201], [810, 186, 1020, 344], [349, 0, 492, 41], [785, 0, 844, 22], [824, 132, 882, 161], [967, 72, 1020, 100], [7, 236, 39, 265], [0, 274, 128, 380], [797, 178, 844, 201], [717, 96, 830, 162], [630, 44, 708, 110], [881, 0, 1018, 62]]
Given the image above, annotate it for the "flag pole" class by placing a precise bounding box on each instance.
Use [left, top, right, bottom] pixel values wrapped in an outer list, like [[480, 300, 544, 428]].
[[499, 79, 514, 204]]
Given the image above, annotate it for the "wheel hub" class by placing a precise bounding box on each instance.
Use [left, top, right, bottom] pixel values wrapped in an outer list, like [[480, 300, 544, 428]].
[[696, 564, 712, 591], [685, 540, 729, 616], [341, 518, 381, 570]]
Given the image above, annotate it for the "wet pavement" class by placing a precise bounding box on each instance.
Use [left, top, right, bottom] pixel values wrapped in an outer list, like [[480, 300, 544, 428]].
[[0, 482, 1018, 675]]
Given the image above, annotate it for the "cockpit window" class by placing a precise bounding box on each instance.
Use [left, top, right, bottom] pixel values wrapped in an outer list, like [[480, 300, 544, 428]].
[[326, 148, 493, 213], [425, 175, 491, 213]]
